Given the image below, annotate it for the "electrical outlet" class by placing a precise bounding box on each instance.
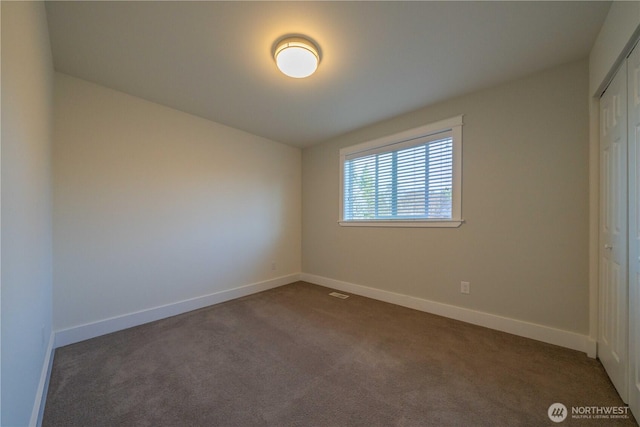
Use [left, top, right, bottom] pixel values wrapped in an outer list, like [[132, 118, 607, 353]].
[[461, 281, 470, 294], [271, 262, 276, 271]]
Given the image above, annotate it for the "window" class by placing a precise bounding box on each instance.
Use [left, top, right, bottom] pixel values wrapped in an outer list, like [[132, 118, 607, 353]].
[[339, 116, 463, 227]]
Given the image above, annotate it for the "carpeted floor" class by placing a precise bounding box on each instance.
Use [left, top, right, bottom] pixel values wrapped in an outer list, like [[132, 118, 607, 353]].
[[43, 281, 637, 426]]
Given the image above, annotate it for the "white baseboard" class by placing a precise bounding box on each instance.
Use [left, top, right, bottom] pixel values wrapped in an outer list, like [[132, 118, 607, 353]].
[[55, 273, 300, 348], [49, 273, 593, 354], [586, 337, 597, 358], [30, 331, 55, 427], [300, 273, 592, 355]]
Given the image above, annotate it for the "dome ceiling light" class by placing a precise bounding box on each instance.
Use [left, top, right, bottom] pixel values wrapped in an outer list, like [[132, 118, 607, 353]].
[[273, 36, 320, 79]]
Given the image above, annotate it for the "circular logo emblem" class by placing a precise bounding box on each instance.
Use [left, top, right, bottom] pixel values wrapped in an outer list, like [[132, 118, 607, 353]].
[[548, 403, 568, 423]]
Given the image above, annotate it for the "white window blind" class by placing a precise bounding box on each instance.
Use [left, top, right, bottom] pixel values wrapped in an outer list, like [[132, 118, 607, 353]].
[[339, 116, 462, 227]]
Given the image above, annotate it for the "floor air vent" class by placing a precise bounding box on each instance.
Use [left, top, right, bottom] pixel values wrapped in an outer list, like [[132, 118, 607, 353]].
[[329, 292, 350, 299]]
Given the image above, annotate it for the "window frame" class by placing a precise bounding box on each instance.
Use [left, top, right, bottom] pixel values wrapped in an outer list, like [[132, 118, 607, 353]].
[[339, 115, 463, 228]]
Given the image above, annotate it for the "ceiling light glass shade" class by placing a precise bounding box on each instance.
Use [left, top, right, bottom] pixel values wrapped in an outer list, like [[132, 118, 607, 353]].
[[274, 37, 320, 78]]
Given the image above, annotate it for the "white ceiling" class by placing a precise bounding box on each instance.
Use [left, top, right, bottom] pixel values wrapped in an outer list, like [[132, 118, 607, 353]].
[[45, 1, 610, 147]]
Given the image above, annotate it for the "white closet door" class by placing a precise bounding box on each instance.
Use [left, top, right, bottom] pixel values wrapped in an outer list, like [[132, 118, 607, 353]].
[[627, 44, 640, 416], [599, 63, 629, 402]]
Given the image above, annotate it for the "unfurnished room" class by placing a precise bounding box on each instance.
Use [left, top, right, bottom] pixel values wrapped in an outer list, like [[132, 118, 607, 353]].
[[2, 1, 640, 426]]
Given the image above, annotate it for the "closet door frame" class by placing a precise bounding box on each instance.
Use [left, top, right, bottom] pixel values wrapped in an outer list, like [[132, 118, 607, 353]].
[[627, 42, 640, 419]]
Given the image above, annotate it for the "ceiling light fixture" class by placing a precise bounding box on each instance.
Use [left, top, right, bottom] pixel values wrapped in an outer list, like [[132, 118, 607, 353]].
[[274, 36, 320, 78]]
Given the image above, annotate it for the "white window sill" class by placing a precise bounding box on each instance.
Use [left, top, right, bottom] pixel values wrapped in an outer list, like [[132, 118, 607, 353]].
[[338, 220, 464, 228]]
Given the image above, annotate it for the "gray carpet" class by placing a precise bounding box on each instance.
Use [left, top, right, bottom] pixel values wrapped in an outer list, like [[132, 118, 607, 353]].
[[43, 282, 637, 426]]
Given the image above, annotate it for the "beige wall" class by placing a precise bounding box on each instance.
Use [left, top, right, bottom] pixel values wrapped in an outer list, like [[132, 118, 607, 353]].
[[302, 60, 589, 334], [53, 73, 301, 331], [1, 2, 54, 425]]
